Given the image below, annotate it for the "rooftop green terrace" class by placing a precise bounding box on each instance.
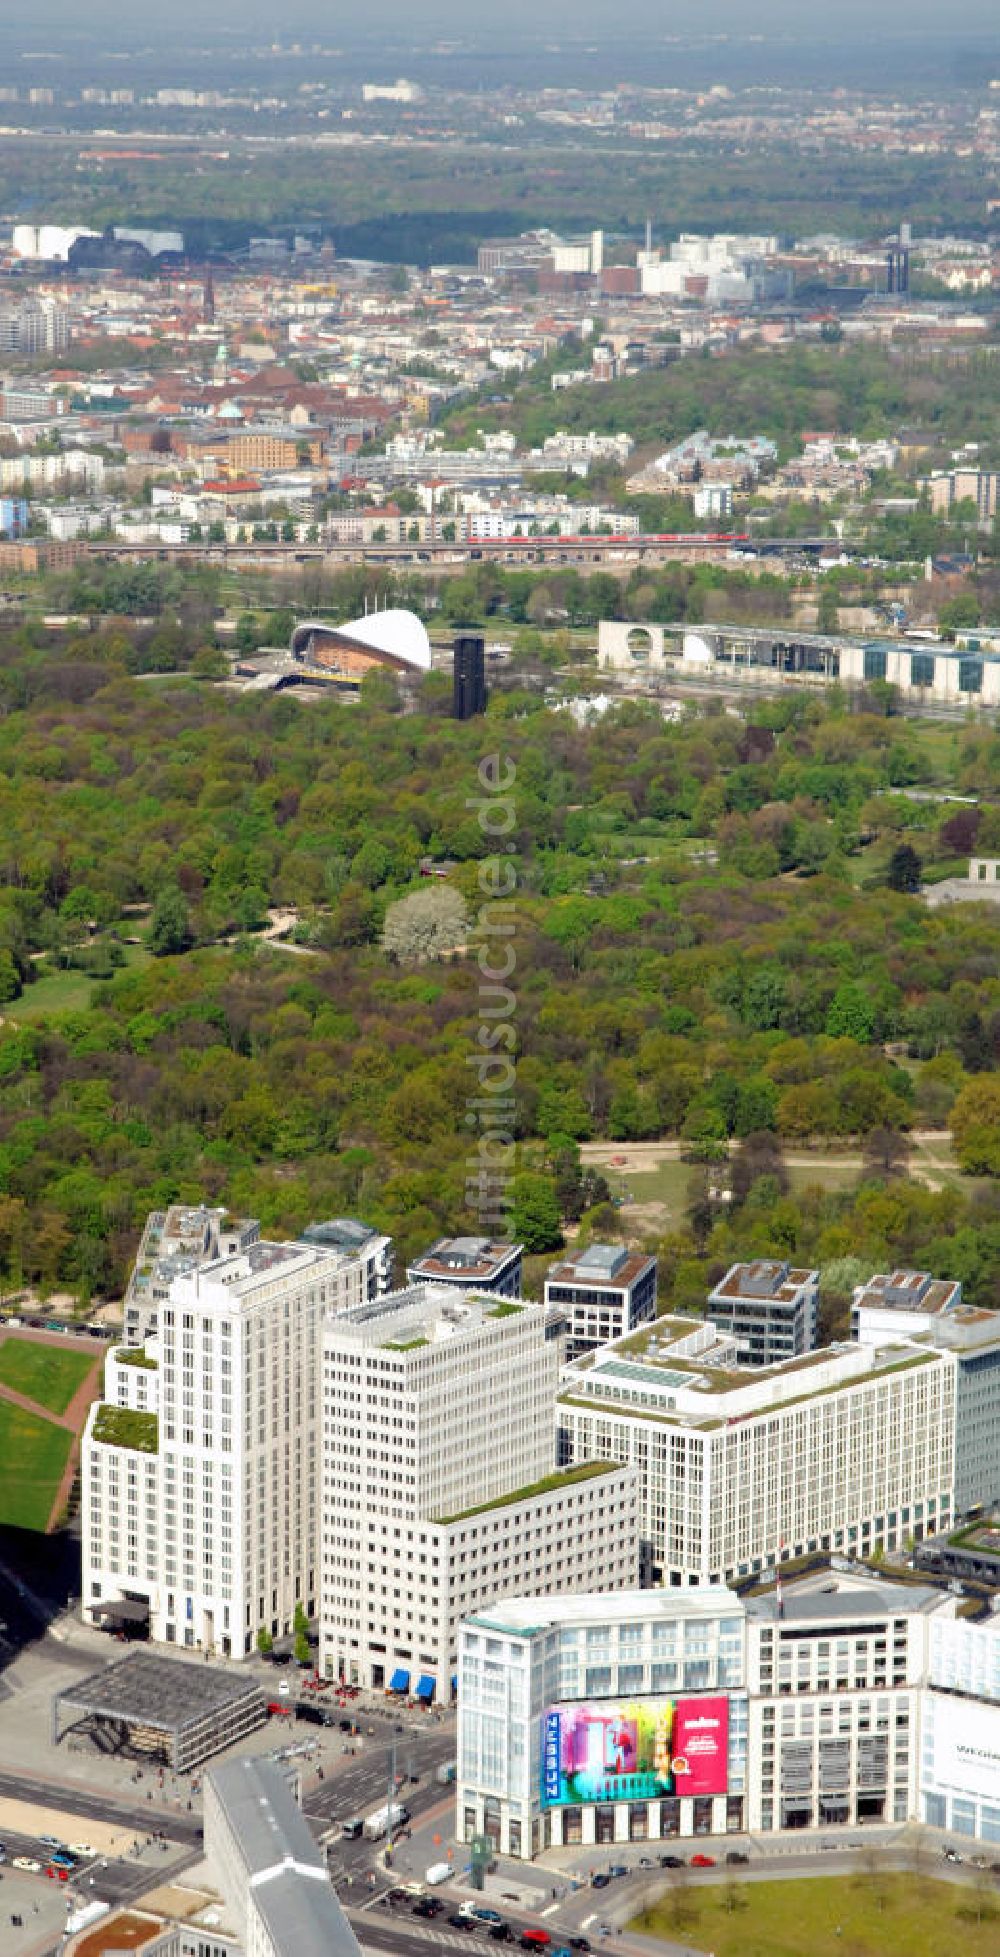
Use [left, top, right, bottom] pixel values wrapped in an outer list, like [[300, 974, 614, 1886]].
[[92, 1406, 158, 1453], [433, 1460, 621, 1527]]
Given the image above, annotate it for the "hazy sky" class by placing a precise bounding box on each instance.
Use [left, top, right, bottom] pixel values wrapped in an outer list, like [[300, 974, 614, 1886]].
[[9, 0, 1000, 36]]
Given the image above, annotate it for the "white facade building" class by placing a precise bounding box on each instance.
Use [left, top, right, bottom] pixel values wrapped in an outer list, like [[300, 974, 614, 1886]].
[[458, 1570, 954, 1859], [852, 1273, 1000, 1518], [84, 1232, 392, 1658], [558, 1314, 956, 1585], [319, 1284, 638, 1698]]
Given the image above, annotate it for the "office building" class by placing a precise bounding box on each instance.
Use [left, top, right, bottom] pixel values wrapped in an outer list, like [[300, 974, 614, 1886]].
[[453, 633, 488, 719], [457, 1569, 950, 1859], [544, 1245, 657, 1361], [852, 1272, 1000, 1516], [405, 1237, 523, 1298], [851, 1269, 963, 1345], [558, 1313, 956, 1586], [84, 1232, 390, 1658], [319, 1283, 638, 1697], [205, 1755, 363, 1957], [705, 1259, 818, 1365]]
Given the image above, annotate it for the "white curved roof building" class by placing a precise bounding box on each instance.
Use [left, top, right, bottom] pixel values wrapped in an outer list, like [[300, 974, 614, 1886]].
[[290, 609, 432, 678]]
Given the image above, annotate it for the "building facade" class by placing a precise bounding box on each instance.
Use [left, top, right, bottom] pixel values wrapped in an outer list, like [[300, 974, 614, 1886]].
[[544, 1245, 657, 1362], [705, 1259, 818, 1366], [84, 1233, 391, 1658], [319, 1284, 636, 1698], [457, 1571, 952, 1860], [851, 1272, 1000, 1518], [558, 1314, 956, 1585]]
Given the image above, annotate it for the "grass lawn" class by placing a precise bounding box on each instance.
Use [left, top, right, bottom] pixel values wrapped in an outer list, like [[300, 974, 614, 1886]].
[[0, 1336, 97, 1415], [0, 1399, 74, 1531], [630, 1872, 1000, 1957], [8, 941, 152, 1023], [8, 965, 96, 1021]]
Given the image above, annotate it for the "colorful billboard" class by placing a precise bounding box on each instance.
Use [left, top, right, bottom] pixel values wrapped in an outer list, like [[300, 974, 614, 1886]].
[[540, 1697, 729, 1807]]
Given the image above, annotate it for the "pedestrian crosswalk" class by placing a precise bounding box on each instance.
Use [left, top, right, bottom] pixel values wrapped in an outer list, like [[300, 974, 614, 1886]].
[[354, 1912, 481, 1953]]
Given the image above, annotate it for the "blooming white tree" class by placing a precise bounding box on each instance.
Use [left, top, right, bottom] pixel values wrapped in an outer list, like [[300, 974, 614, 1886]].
[[382, 885, 469, 962]]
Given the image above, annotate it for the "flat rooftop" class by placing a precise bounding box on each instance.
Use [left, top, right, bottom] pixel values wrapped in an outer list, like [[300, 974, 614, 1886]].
[[547, 1244, 655, 1288], [560, 1314, 941, 1424], [407, 1236, 522, 1281], [433, 1459, 625, 1527], [326, 1281, 538, 1352], [465, 1582, 741, 1637], [856, 1270, 962, 1317], [56, 1651, 264, 1735], [709, 1259, 816, 1305], [746, 1572, 946, 1627]]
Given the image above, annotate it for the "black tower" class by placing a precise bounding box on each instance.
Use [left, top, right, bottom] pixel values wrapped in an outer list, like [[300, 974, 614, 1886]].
[[453, 634, 487, 719]]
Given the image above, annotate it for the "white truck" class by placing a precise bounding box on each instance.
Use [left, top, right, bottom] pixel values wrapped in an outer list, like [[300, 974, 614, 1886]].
[[425, 1861, 452, 1886], [363, 1802, 408, 1841]]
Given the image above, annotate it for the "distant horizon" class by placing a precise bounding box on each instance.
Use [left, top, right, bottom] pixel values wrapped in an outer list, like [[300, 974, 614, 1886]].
[[3, 3, 1000, 45]]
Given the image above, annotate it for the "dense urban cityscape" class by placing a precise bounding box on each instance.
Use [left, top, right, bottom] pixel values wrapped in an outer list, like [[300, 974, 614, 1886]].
[[3, 7, 1000, 1957]]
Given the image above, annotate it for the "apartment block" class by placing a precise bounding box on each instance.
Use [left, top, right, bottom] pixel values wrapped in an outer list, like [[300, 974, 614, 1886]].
[[319, 1284, 636, 1697], [544, 1244, 657, 1360], [927, 469, 1000, 527], [706, 1259, 818, 1365], [558, 1314, 956, 1586]]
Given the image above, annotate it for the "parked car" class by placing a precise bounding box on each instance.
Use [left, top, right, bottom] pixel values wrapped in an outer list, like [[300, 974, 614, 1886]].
[[37, 1838, 65, 1853], [488, 1928, 512, 1944], [659, 1855, 684, 1868], [568, 1939, 591, 1952], [51, 1852, 76, 1870], [295, 1702, 326, 1726], [591, 1873, 610, 1889], [943, 1847, 962, 1864], [386, 1889, 408, 1905], [69, 1844, 95, 1859], [13, 1858, 41, 1873], [725, 1850, 749, 1865], [690, 1853, 716, 1868], [520, 1933, 551, 1950], [608, 1864, 628, 1879], [449, 1914, 475, 1930]]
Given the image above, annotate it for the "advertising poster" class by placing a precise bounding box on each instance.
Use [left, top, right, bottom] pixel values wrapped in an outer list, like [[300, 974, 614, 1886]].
[[539, 1697, 728, 1806]]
